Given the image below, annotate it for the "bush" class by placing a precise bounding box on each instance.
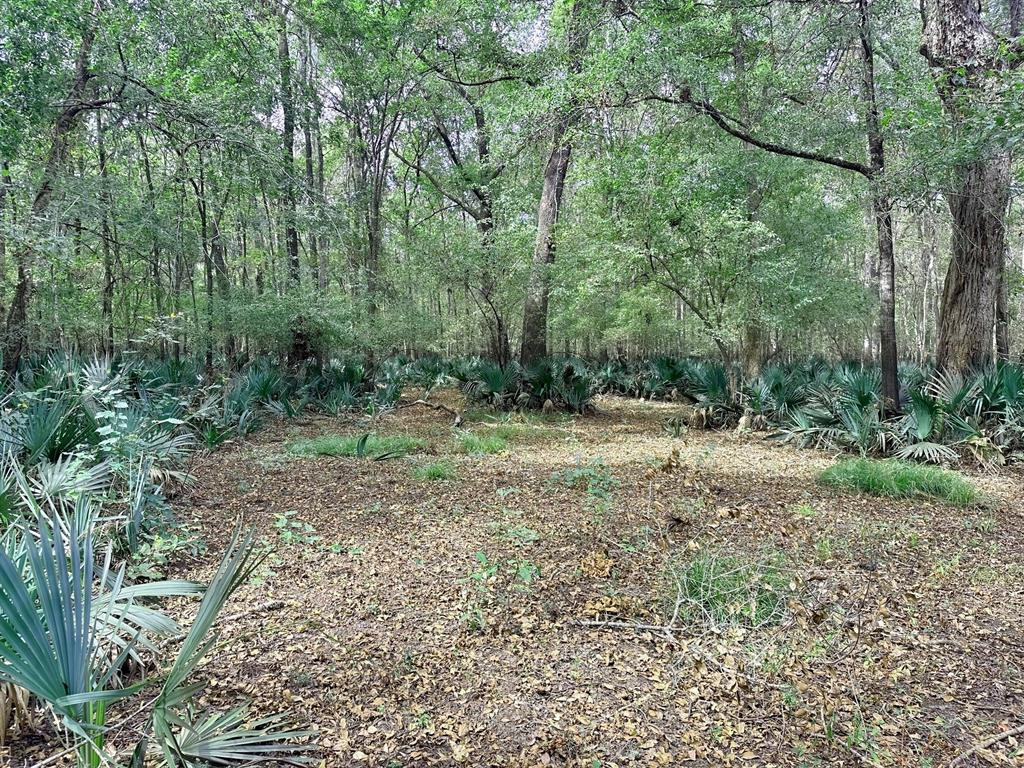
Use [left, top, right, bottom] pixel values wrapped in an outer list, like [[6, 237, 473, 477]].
[[818, 457, 979, 506], [289, 433, 425, 459]]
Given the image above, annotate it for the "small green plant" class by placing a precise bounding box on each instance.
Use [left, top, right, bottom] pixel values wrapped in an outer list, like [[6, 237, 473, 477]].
[[485, 513, 540, 546], [819, 458, 978, 506], [460, 551, 541, 632], [664, 416, 687, 438], [411, 460, 457, 481], [791, 503, 817, 520], [289, 432, 425, 459], [813, 536, 835, 565], [126, 528, 207, 581], [456, 430, 509, 455], [273, 511, 321, 546], [550, 458, 619, 499], [667, 551, 790, 628]]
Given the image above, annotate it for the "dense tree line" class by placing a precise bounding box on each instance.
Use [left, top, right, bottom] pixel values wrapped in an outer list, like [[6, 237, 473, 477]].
[[1, 0, 1022, 385]]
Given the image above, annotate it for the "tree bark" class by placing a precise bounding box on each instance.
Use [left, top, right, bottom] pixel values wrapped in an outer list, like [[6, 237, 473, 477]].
[[923, 0, 1014, 371], [520, 0, 587, 365], [935, 156, 1011, 369], [858, 0, 899, 409], [520, 132, 572, 365], [278, 6, 300, 285], [96, 111, 115, 355], [0, 161, 9, 321]]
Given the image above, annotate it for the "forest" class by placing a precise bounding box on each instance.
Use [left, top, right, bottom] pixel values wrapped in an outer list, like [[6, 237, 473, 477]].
[[1, 0, 1023, 766]]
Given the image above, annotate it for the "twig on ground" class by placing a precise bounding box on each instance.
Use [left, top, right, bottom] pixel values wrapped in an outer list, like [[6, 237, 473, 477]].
[[220, 599, 285, 624], [383, 399, 462, 426], [950, 723, 1024, 766]]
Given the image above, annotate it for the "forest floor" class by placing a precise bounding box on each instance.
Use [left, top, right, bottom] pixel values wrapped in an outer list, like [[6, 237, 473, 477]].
[[10, 391, 1024, 767]]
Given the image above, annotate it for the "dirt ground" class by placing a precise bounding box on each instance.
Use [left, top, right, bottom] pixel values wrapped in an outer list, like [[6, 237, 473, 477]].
[[7, 392, 1024, 767]]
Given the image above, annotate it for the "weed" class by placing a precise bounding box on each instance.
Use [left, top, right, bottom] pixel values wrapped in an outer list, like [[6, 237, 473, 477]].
[[819, 458, 978, 506], [813, 536, 835, 564], [791, 503, 817, 520], [412, 460, 456, 481], [273, 511, 321, 546], [666, 551, 791, 628], [963, 515, 997, 533], [456, 430, 509, 455], [550, 458, 619, 499], [289, 433, 425, 459], [930, 553, 962, 579]]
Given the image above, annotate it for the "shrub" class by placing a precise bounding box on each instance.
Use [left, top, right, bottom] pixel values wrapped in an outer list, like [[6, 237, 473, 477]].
[[818, 457, 978, 506], [289, 433, 425, 459], [666, 551, 789, 628], [412, 460, 457, 481]]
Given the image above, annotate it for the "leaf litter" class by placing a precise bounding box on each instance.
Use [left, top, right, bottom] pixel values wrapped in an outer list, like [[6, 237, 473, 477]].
[[5, 392, 1022, 767]]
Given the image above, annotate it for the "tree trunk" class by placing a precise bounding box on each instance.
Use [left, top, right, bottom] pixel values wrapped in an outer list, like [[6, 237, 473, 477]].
[[521, 134, 571, 364], [300, 32, 322, 294], [520, 0, 587, 365], [858, 0, 899, 408], [278, 6, 300, 285], [96, 111, 115, 355], [873, 195, 899, 407], [935, 155, 1011, 369], [923, 0, 1013, 371], [0, 161, 9, 321]]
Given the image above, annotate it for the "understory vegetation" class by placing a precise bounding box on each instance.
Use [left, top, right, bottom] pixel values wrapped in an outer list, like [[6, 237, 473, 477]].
[[818, 458, 979, 506], [0, 352, 1018, 766]]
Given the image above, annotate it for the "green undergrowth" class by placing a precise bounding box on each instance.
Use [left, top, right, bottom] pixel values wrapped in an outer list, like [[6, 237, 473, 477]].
[[667, 550, 790, 628], [819, 457, 979, 506], [456, 430, 509, 455], [289, 433, 425, 459], [412, 460, 457, 481]]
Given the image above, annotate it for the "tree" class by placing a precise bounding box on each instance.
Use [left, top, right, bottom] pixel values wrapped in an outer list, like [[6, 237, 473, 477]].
[[921, 0, 1020, 370], [520, 0, 591, 364]]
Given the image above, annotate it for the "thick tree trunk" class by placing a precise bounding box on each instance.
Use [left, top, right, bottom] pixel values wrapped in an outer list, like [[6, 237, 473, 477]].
[[519, 0, 587, 365], [520, 133, 571, 365], [873, 195, 899, 407], [935, 155, 1011, 370], [923, 0, 1013, 371], [858, 0, 899, 409]]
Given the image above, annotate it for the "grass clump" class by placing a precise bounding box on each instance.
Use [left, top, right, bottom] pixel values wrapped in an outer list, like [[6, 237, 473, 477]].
[[290, 432, 425, 459], [668, 551, 790, 628], [819, 457, 978, 506], [412, 460, 457, 481], [456, 430, 509, 455]]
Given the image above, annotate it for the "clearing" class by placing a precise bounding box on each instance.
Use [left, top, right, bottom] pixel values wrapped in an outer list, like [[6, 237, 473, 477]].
[[13, 392, 1024, 767]]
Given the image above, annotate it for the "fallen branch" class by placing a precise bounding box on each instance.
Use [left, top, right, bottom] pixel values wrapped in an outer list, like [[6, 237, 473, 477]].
[[389, 398, 463, 426], [220, 599, 285, 624], [950, 723, 1024, 766]]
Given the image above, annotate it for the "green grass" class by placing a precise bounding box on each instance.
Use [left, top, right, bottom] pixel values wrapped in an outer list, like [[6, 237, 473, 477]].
[[289, 433, 425, 459], [411, 460, 457, 481], [668, 551, 789, 628], [818, 457, 978, 506], [456, 430, 509, 455]]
